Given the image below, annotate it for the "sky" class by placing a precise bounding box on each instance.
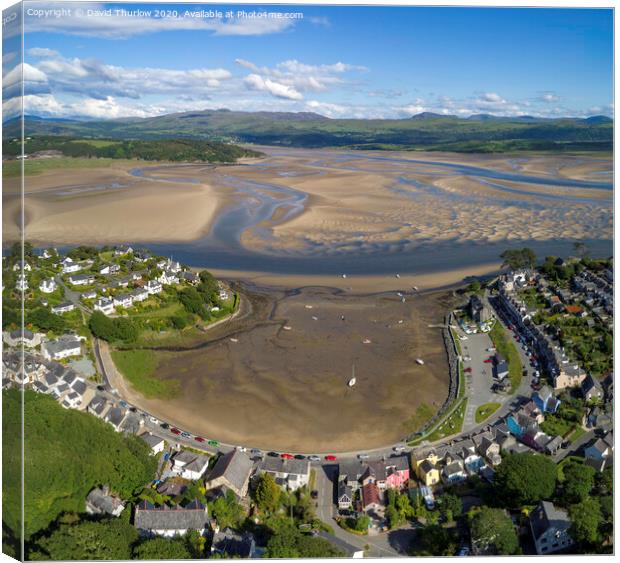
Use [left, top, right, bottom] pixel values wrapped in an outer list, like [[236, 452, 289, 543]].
[[2, 2, 614, 120]]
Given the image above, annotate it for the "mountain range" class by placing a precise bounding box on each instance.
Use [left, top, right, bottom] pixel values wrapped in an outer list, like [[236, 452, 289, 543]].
[[4, 110, 613, 152]]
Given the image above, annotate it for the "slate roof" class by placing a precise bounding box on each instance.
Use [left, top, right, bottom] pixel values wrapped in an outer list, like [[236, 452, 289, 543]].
[[530, 501, 571, 540], [258, 456, 310, 476], [86, 487, 125, 515], [212, 528, 255, 558], [207, 450, 253, 493], [140, 433, 165, 449], [134, 500, 208, 532]]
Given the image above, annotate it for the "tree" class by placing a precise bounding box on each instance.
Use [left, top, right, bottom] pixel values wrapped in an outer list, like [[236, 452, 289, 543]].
[[385, 505, 402, 529], [494, 453, 557, 507], [410, 525, 458, 556], [253, 473, 281, 513], [353, 515, 371, 532], [438, 493, 463, 522], [573, 241, 590, 259], [596, 467, 613, 496], [31, 518, 138, 560], [500, 247, 537, 270], [133, 537, 192, 559], [569, 497, 602, 545], [209, 489, 245, 530], [561, 461, 595, 504], [469, 507, 519, 555], [265, 522, 344, 558]]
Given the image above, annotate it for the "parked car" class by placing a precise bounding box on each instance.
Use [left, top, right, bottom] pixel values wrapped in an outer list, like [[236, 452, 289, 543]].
[[160, 422, 170, 430], [357, 453, 370, 460], [181, 431, 191, 438], [393, 445, 406, 452], [464, 367, 473, 373], [267, 451, 280, 457], [251, 448, 262, 455], [119, 400, 128, 408], [483, 358, 493, 364], [208, 440, 220, 447], [294, 454, 306, 460], [237, 446, 247, 452], [281, 453, 294, 460], [325, 455, 337, 461], [310, 490, 319, 499], [308, 455, 321, 462], [195, 436, 205, 442], [171, 428, 181, 435], [96, 385, 106, 392], [149, 416, 159, 424]]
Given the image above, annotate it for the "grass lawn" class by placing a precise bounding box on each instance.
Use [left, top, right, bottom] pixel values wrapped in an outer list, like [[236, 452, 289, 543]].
[[128, 301, 183, 319], [475, 402, 501, 423], [110, 349, 180, 399], [489, 323, 522, 393], [540, 415, 575, 438], [414, 398, 468, 444], [566, 425, 587, 443]]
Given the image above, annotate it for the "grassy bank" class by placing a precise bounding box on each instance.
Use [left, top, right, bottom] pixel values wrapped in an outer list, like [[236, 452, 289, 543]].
[[489, 322, 522, 393], [111, 349, 180, 399], [475, 402, 501, 423], [3, 157, 136, 178]]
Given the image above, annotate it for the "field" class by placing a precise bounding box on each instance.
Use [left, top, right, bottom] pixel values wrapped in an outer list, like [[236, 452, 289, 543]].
[[110, 349, 180, 399]]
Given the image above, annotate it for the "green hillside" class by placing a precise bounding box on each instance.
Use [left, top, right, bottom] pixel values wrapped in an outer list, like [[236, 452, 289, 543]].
[[4, 110, 612, 152], [2, 390, 157, 539]]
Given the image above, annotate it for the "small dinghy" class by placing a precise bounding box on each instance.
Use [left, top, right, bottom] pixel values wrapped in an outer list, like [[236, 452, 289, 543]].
[[416, 358, 425, 365], [363, 338, 372, 344], [230, 338, 238, 343], [312, 316, 318, 321], [283, 326, 292, 331], [305, 305, 313, 309], [348, 365, 357, 387]]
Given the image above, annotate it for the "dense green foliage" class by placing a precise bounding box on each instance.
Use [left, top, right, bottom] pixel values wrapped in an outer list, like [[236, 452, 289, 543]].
[[2, 390, 157, 538], [4, 136, 262, 162], [30, 518, 138, 560], [409, 524, 458, 556], [264, 520, 344, 558], [89, 311, 138, 343], [132, 537, 193, 560], [469, 507, 519, 555], [208, 489, 246, 530], [253, 473, 281, 513], [9, 111, 613, 152], [500, 247, 537, 270], [493, 453, 557, 507], [569, 497, 603, 545], [561, 461, 596, 504]]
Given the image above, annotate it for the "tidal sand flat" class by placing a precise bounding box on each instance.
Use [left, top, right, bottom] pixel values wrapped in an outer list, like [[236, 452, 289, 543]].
[[114, 285, 458, 452]]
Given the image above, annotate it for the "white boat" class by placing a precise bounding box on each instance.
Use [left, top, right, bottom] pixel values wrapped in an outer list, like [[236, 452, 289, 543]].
[[230, 338, 238, 343], [363, 338, 372, 344], [342, 274, 347, 279], [283, 326, 292, 331], [305, 305, 313, 309], [401, 297, 406, 303], [398, 320, 404, 324], [348, 365, 356, 387], [312, 316, 318, 321], [416, 358, 425, 365], [395, 273, 400, 279], [412, 286, 419, 291]]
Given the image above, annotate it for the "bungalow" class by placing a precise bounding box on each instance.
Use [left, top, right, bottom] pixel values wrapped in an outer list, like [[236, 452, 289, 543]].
[[139, 433, 166, 455], [145, 280, 163, 295], [172, 451, 211, 481], [86, 486, 125, 517], [134, 499, 209, 538], [182, 271, 199, 284], [33, 381, 48, 394], [94, 297, 115, 315], [530, 501, 574, 555], [158, 270, 179, 285], [114, 245, 133, 256], [581, 374, 604, 402], [131, 288, 149, 303], [81, 290, 98, 300], [256, 457, 311, 491], [62, 390, 83, 409], [99, 263, 121, 275], [39, 278, 57, 293], [204, 449, 254, 498], [113, 294, 134, 309], [41, 335, 82, 361], [337, 481, 353, 510], [69, 274, 95, 286], [112, 278, 130, 289], [51, 302, 75, 314], [62, 261, 82, 274], [211, 527, 257, 558]]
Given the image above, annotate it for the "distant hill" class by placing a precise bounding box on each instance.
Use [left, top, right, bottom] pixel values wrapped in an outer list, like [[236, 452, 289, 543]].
[[3, 109, 613, 152]]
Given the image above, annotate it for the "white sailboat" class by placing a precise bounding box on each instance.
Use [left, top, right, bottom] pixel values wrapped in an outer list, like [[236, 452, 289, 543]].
[[416, 358, 425, 365], [348, 365, 357, 387]]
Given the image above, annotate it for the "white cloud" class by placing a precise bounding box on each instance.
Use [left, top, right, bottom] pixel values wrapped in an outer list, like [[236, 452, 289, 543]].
[[540, 92, 560, 103], [244, 74, 303, 100], [479, 92, 506, 104], [27, 47, 60, 58]]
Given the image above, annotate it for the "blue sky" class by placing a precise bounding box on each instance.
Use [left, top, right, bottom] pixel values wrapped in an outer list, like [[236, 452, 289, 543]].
[[4, 2, 613, 119]]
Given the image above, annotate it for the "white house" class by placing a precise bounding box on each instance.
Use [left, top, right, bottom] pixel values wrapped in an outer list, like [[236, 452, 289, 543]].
[[172, 451, 210, 480], [81, 290, 98, 300], [69, 274, 95, 286], [113, 294, 133, 309], [132, 288, 149, 303], [94, 297, 115, 315], [145, 280, 163, 295], [99, 263, 121, 275], [41, 335, 82, 361], [62, 257, 82, 274], [51, 302, 75, 314], [139, 432, 166, 455], [256, 457, 311, 491], [39, 278, 57, 294], [158, 271, 179, 285]]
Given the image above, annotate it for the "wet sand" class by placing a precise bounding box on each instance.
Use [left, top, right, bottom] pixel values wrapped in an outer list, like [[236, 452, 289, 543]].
[[113, 284, 459, 452]]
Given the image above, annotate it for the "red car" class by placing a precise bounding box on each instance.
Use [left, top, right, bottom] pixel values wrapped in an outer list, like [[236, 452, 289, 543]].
[[483, 358, 493, 364], [171, 428, 181, 435], [325, 455, 337, 461], [281, 453, 294, 460], [464, 367, 473, 373], [194, 436, 205, 443]]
